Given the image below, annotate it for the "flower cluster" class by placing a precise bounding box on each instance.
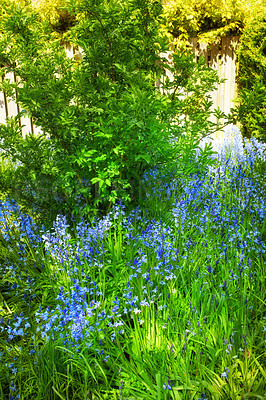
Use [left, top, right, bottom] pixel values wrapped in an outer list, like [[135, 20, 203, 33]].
[[0, 125, 265, 398]]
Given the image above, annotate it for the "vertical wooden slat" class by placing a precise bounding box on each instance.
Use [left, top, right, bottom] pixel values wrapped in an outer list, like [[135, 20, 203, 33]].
[[210, 42, 219, 71], [220, 37, 227, 115], [5, 70, 20, 120], [74, 45, 83, 62], [18, 105, 33, 137], [215, 40, 222, 114], [65, 42, 74, 59], [15, 74, 33, 137], [223, 37, 232, 115], [209, 42, 220, 124], [166, 51, 174, 95], [198, 41, 208, 63], [230, 36, 239, 110], [32, 123, 43, 136], [189, 38, 198, 62], [0, 74, 7, 124]]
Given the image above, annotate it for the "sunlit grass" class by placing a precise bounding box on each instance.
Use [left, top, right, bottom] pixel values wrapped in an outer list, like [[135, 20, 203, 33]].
[[0, 126, 265, 400]]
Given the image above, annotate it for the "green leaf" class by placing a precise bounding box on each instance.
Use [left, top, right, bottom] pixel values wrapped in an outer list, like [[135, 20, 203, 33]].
[[135, 154, 151, 163]]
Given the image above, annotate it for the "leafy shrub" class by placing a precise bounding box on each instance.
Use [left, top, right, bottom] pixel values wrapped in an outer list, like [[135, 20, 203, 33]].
[[237, 16, 266, 141], [0, 0, 225, 220]]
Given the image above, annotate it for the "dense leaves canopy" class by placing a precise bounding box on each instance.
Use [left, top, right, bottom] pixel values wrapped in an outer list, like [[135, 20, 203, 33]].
[[0, 0, 223, 219]]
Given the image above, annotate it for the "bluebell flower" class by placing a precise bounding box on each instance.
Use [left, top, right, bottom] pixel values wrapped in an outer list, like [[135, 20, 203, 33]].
[[221, 367, 229, 379], [198, 393, 208, 400], [163, 378, 173, 390]]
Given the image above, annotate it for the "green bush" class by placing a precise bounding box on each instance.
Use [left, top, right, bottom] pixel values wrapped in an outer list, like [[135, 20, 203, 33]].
[[161, 0, 265, 47], [237, 16, 266, 141], [0, 0, 225, 220]]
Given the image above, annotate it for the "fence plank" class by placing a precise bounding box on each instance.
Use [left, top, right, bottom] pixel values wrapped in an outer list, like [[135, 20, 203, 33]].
[[5, 70, 20, 119], [15, 74, 34, 137], [209, 42, 220, 123], [190, 37, 198, 62], [223, 37, 232, 115], [230, 36, 239, 109], [0, 76, 7, 124]]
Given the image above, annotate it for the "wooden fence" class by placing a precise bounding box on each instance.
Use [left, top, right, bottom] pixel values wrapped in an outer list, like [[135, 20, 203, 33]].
[[193, 36, 239, 117], [0, 37, 240, 135], [160, 36, 240, 120]]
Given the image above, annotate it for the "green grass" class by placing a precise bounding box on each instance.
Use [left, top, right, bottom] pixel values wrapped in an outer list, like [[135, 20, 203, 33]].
[[0, 131, 265, 400]]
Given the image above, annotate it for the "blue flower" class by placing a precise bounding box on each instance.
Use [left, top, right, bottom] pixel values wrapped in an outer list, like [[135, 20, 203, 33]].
[[163, 378, 173, 390], [198, 393, 207, 400], [221, 368, 229, 379]]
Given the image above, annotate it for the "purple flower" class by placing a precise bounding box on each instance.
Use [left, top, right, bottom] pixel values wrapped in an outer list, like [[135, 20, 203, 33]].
[[163, 378, 173, 390], [198, 393, 207, 400]]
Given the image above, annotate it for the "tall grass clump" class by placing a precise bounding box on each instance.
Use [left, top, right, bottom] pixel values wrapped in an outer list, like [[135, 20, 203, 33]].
[[0, 126, 265, 400]]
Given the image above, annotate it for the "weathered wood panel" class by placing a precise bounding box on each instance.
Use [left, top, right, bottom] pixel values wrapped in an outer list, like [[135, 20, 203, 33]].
[[0, 76, 7, 124], [194, 36, 240, 117], [5, 70, 20, 119]]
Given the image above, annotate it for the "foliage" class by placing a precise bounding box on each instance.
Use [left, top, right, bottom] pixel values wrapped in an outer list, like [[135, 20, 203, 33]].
[[0, 126, 265, 399], [237, 16, 266, 142], [0, 0, 227, 219], [0, 0, 79, 35], [161, 0, 265, 48], [2, 0, 265, 44]]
